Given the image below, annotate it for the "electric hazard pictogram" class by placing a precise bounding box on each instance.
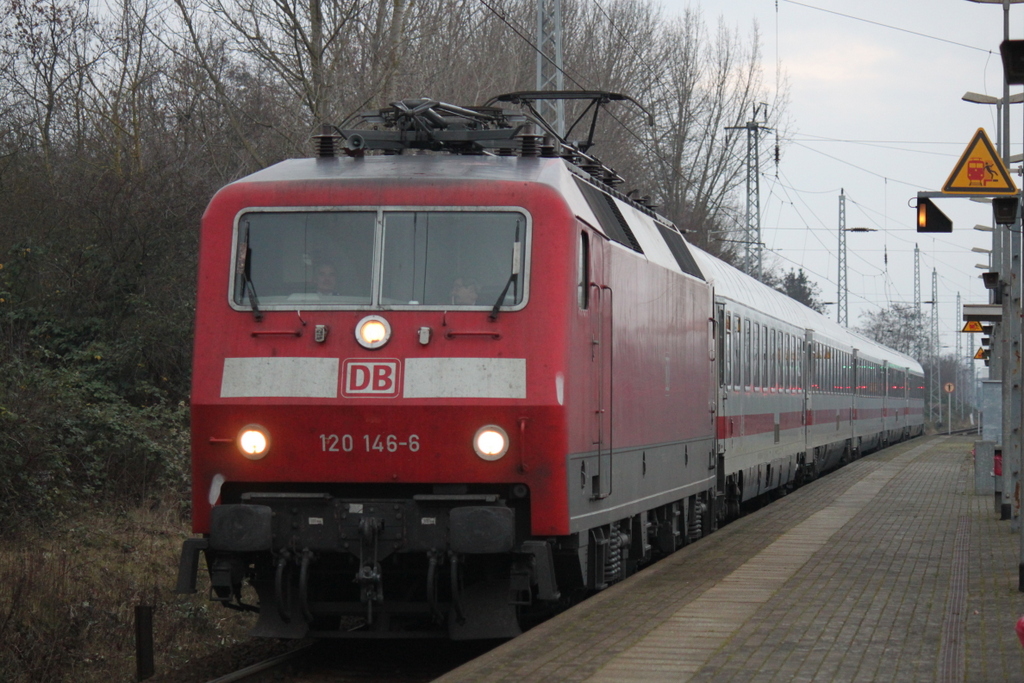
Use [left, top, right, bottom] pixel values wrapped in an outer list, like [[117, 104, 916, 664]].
[[975, 347, 988, 360], [961, 320, 984, 333], [943, 128, 1018, 195]]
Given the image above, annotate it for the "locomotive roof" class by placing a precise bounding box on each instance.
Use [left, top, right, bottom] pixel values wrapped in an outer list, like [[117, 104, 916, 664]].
[[233, 154, 573, 186], [227, 156, 705, 282], [689, 244, 924, 374]]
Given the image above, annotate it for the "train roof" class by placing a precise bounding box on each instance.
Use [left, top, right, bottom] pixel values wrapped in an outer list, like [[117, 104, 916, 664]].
[[226, 155, 705, 282], [688, 244, 924, 374], [234, 154, 570, 186]]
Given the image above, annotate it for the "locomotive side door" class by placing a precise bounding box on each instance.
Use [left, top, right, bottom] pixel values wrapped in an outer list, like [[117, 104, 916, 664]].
[[589, 235, 613, 499]]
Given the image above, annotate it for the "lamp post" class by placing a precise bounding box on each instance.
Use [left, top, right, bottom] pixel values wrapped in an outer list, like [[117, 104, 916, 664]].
[[965, 0, 1024, 542]]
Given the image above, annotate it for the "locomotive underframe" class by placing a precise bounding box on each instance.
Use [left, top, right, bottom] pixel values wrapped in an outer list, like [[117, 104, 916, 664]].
[[176, 487, 567, 639], [175, 485, 725, 638]]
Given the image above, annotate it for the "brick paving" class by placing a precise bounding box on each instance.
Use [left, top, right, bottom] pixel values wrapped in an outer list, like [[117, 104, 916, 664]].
[[434, 436, 1024, 682]]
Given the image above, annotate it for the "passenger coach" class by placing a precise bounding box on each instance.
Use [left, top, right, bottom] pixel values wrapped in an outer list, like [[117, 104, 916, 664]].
[[694, 249, 925, 512]]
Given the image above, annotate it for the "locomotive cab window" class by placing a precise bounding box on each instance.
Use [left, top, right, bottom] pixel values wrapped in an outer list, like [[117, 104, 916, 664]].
[[231, 209, 528, 310]]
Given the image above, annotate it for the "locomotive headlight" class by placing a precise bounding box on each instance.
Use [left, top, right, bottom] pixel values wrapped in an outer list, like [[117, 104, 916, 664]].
[[356, 315, 391, 349], [237, 424, 271, 460], [473, 425, 509, 461]]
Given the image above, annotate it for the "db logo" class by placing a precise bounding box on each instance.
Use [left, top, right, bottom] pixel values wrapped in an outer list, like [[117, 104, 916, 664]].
[[342, 359, 402, 398]]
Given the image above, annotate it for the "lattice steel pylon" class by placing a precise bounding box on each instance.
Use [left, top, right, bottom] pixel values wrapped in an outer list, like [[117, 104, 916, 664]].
[[726, 104, 771, 279], [838, 190, 847, 326], [536, 0, 565, 137]]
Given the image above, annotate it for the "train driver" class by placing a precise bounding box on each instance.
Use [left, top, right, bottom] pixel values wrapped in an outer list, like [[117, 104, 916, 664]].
[[314, 263, 340, 296], [450, 278, 479, 305]]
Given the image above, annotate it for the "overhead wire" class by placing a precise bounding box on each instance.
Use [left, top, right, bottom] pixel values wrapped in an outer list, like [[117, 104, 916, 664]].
[[780, 0, 992, 54], [483, 0, 983, 341]]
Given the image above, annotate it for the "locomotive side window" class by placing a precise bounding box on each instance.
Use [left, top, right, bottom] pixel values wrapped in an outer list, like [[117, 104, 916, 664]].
[[578, 232, 590, 310]]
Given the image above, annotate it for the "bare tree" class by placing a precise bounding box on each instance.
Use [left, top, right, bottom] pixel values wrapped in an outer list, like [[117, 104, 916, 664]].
[[644, 11, 768, 257], [0, 0, 97, 175], [858, 304, 930, 359]]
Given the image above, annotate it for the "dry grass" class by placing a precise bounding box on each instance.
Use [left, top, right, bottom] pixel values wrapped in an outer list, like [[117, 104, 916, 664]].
[[0, 499, 256, 682]]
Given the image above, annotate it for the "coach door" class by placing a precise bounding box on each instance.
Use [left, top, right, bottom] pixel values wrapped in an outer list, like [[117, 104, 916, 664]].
[[589, 236, 613, 500]]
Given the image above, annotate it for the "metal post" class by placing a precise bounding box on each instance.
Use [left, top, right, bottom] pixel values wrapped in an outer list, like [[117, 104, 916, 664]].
[[932, 269, 940, 425], [914, 244, 922, 357], [838, 191, 848, 326], [1010, 210, 1020, 534], [536, 0, 565, 137], [957, 292, 963, 421], [135, 604, 154, 681]]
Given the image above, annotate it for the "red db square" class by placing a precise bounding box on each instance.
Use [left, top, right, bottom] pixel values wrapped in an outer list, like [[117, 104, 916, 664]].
[[342, 359, 402, 398]]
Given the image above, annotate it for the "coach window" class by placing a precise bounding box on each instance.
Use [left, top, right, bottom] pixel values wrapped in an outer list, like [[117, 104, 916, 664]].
[[744, 320, 751, 389], [813, 343, 822, 393], [752, 324, 761, 390], [723, 314, 732, 387], [733, 316, 742, 388], [759, 325, 767, 390], [782, 335, 789, 392], [830, 348, 837, 393], [769, 329, 777, 391], [786, 335, 794, 389]]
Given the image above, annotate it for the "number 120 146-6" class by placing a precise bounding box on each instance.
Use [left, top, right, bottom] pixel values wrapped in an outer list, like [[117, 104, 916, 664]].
[[319, 434, 420, 453]]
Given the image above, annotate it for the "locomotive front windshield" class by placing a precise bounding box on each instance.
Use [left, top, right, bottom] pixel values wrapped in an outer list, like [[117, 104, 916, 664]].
[[233, 209, 526, 309]]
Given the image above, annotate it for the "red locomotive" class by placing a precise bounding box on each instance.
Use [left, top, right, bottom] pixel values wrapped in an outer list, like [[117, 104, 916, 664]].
[[176, 94, 923, 639]]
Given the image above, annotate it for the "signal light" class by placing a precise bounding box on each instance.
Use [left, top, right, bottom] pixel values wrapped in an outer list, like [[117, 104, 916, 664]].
[[1001, 40, 1024, 85], [916, 196, 952, 233], [993, 197, 1019, 225]]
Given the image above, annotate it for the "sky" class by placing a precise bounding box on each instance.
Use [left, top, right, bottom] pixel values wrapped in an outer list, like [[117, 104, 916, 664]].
[[660, 0, 1021, 374]]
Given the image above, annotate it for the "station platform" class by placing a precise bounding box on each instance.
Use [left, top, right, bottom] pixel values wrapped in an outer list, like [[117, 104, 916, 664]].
[[436, 436, 1024, 682]]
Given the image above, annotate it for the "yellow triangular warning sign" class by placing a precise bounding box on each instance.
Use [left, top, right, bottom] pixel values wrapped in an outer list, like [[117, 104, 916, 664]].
[[962, 320, 984, 333], [975, 347, 988, 360], [943, 128, 1018, 195]]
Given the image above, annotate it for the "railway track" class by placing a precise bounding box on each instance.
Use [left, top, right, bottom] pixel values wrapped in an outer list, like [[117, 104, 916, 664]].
[[204, 643, 317, 683]]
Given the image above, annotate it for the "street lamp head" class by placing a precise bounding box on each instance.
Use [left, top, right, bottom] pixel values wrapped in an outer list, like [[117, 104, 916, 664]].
[[962, 91, 1024, 104], [963, 91, 1000, 104], [974, 224, 995, 232], [845, 227, 877, 233]]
